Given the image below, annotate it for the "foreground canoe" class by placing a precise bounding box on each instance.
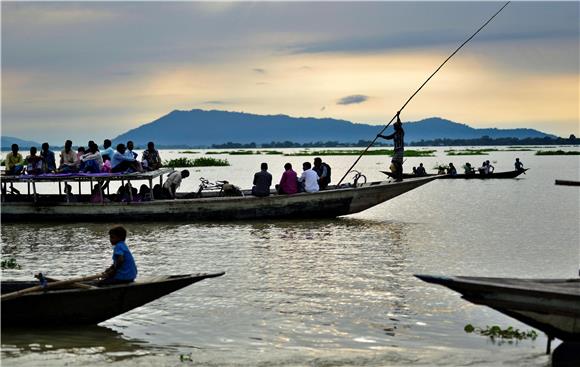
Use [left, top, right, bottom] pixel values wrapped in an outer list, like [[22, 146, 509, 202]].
[[1, 176, 436, 222], [416, 275, 580, 342], [381, 169, 528, 179], [555, 179, 580, 186], [1, 273, 225, 327]]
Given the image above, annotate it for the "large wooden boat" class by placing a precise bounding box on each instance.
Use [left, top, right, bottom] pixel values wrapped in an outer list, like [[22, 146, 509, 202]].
[[0, 170, 436, 222], [381, 169, 528, 179], [416, 275, 580, 342], [1, 273, 225, 327]]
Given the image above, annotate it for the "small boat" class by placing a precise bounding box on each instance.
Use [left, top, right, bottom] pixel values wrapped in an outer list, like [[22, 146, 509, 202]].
[[415, 275, 580, 342], [0, 170, 436, 222], [1, 272, 225, 327], [555, 179, 580, 186], [381, 169, 528, 179]]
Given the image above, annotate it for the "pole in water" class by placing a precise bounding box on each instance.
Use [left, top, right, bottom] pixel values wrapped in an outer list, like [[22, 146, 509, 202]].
[[336, 2, 511, 186]]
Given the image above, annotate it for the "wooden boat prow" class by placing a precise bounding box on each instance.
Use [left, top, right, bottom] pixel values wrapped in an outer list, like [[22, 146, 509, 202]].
[[416, 274, 580, 342]]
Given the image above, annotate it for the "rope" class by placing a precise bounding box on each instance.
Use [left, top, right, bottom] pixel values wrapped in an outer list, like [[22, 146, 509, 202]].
[[336, 1, 511, 186]]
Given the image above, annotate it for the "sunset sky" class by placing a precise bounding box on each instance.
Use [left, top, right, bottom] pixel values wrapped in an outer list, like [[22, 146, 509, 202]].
[[2, 1, 579, 144]]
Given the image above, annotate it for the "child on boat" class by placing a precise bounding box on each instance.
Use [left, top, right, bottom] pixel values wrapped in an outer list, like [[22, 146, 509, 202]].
[[100, 226, 138, 285]]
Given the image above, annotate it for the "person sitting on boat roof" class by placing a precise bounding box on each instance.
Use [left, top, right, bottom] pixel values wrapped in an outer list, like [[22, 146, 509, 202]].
[[376, 111, 405, 182], [25, 147, 43, 175], [514, 158, 525, 172], [298, 161, 319, 193], [415, 163, 427, 176], [101, 139, 115, 159], [142, 142, 162, 171], [126, 141, 138, 160], [5, 144, 24, 175], [276, 162, 298, 195], [80, 142, 104, 173], [252, 162, 273, 197], [40, 142, 57, 173], [313, 157, 331, 190], [100, 225, 138, 285], [162, 169, 189, 199], [464, 162, 475, 175], [447, 163, 457, 176], [59, 140, 78, 173], [111, 143, 143, 173], [101, 155, 112, 173]]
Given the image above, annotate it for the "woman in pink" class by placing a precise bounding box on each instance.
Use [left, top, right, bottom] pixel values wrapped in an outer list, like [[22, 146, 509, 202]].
[[277, 163, 298, 195]]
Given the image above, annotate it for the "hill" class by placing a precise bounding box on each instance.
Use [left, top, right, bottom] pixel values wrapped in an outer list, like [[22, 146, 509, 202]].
[[1, 136, 41, 150], [113, 110, 554, 147]]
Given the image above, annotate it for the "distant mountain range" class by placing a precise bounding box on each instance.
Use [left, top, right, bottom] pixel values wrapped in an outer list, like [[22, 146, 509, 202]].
[[113, 109, 554, 147], [2, 109, 556, 150]]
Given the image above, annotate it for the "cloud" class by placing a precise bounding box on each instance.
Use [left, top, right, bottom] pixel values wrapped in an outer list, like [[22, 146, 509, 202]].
[[337, 95, 369, 105], [204, 100, 226, 105], [253, 68, 266, 74]]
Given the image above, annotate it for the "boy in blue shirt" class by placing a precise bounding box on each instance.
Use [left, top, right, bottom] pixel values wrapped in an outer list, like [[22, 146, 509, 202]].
[[100, 226, 138, 285]]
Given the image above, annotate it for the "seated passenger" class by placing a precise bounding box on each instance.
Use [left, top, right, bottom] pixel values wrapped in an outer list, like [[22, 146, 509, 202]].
[[59, 140, 78, 173], [25, 147, 43, 175], [478, 161, 487, 175], [142, 142, 162, 171], [64, 184, 78, 203], [5, 144, 24, 175], [126, 141, 138, 160], [80, 142, 103, 173], [464, 162, 475, 175], [101, 155, 112, 173], [40, 142, 57, 173], [412, 167, 417, 175], [100, 226, 138, 285], [276, 163, 298, 195], [138, 184, 152, 201], [101, 139, 115, 160], [162, 170, 189, 199], [415, 163, 427, 176], [252, 162, 272, 197], [486, 160, 495, 174], [298, 162, 319, 193], [90, 183, 110, 203], [447, 163, 457, 176], [514, 158, 525, 172], [313, 157, 331, 190], [111, 144, 143, 173]]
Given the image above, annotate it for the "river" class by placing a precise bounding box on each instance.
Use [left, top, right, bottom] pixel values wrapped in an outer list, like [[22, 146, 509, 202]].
[[1, 146, 579, 366]]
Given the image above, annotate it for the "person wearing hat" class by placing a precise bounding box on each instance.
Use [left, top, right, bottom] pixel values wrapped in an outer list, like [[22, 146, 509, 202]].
[[377, 112, 405, 182]]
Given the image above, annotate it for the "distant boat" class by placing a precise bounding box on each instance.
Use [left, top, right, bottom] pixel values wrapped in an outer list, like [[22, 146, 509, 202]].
[[1, 273, 225, 327], [415, 275, 580, 342], [381, 169, 528, 179], [0, 170, 436, 222], [555, 179, 580, 186]]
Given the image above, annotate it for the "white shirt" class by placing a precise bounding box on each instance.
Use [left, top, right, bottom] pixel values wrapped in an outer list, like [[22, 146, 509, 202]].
[[299, 169, 319, 193], [163, 171, 183, 192]]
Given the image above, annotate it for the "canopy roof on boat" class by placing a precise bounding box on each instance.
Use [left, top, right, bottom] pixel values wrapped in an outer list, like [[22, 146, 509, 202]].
[[0, 168, 174, 183]]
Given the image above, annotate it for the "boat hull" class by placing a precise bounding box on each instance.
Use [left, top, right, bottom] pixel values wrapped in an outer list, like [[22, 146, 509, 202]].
[[1, 177, 436, 222], [1, 273, 224, 327], [416, 275, 580, 342]]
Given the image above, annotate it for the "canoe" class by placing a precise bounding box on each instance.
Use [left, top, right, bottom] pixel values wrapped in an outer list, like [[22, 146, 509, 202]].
[[381, 169, 528, 179], [0, 176, 436, 222], [1, 272, 224, 327], [416, 274, 580, 342], [555, 179, 580, 186]]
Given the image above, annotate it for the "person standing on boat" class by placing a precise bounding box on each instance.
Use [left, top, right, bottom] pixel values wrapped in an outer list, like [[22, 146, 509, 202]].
[[298, 162, 319, 193], [514, 158, 525, 172], [100, 226, 138, 285], [5, 144, 24, 175], [142, 142, 162, 171], [252, 162, 273, 197], [40, 143, 57, 173], [163, 169, 190, 199], [313, 157, 331, 190], [377, 112, 405, 182]]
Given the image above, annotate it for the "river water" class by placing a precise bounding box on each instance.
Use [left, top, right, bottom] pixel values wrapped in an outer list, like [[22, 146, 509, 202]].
[[1, 147, 579, 366]]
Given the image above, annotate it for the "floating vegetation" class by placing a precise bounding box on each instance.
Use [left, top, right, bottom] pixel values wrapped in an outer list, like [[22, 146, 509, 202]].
[[206, 150, 284, 155], [535, 150, 580, 156], [1, 159, 5, 166], [179, 353, 193, 362], [1, 258, 22, 270], [464, 324, 538, 341], [178, 150, 199, 154], [164, 157, 230, 167], [285, 149, 435, 157], [446, 149, 489, 156]]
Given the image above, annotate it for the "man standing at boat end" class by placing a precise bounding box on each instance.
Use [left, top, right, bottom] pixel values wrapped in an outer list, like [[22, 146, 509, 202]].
[[377, 112, 405, 182]]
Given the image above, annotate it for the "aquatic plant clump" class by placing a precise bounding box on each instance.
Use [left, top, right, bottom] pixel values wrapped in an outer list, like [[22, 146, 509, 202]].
[[535, 150, 580, 156], [1, 258, 22, 270], [446, 149, 489, 156], [164, 157, 230, 167], [464, 324, 538, 341], [285, 149, 435, 157]]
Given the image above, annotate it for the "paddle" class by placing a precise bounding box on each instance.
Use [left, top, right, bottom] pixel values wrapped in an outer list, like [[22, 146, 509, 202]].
[[1, 273, 103, 301], [35, 273, 98, 290]]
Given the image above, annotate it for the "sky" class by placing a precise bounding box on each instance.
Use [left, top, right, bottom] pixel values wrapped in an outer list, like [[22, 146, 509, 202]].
[[1, 1, 579, 144]]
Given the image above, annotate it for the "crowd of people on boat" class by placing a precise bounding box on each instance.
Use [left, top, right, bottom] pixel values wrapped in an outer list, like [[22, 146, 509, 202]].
[[251, 157, 331, 197], [3, 139, 163, 176]]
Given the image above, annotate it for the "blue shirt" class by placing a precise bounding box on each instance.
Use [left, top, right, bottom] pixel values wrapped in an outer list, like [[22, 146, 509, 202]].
[[111, 151, 135, 168], [112, 241, 138, 281], [101, 147, 115, 159]]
